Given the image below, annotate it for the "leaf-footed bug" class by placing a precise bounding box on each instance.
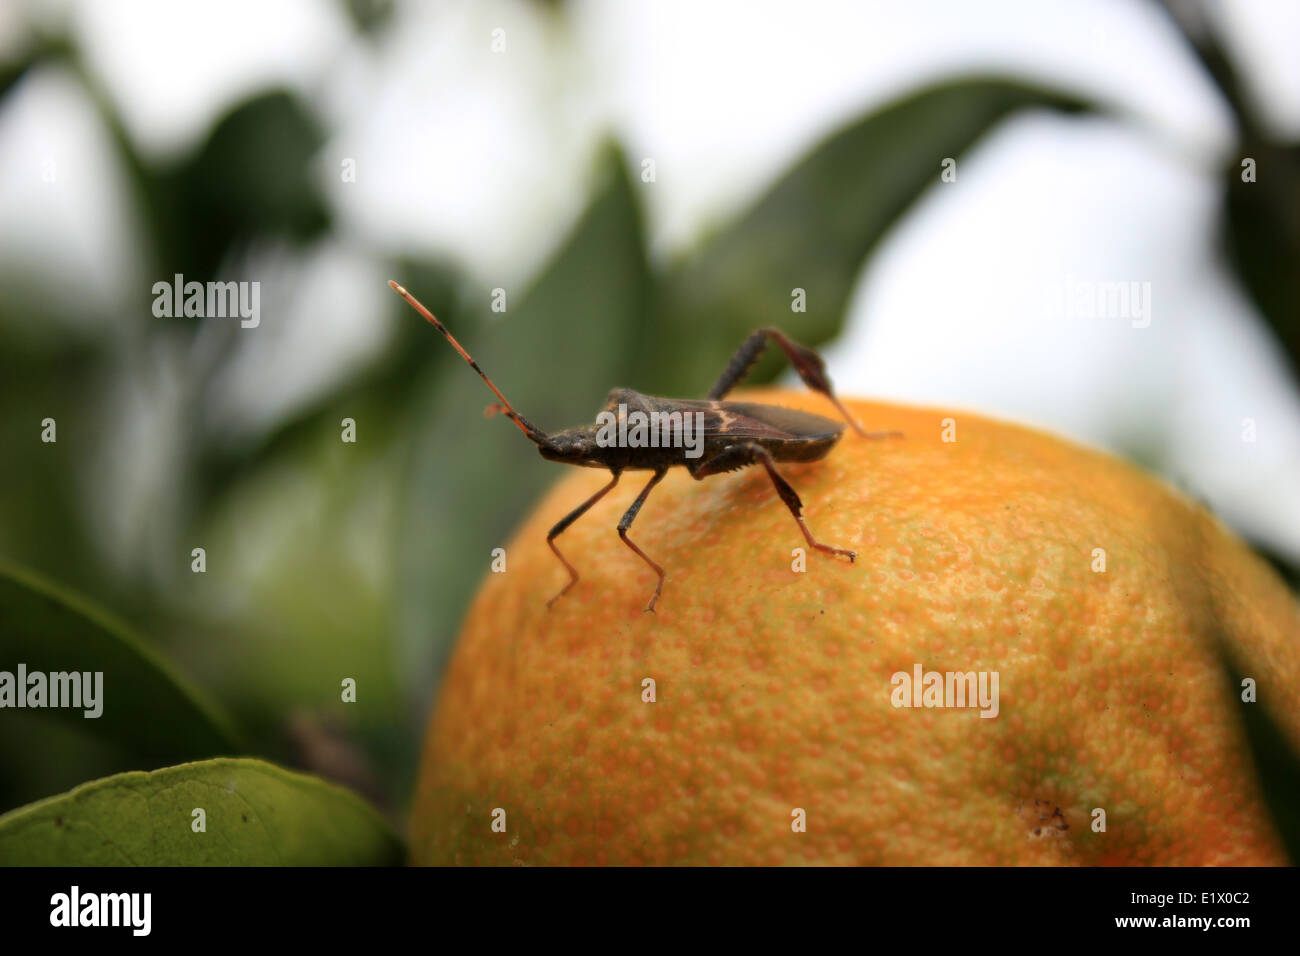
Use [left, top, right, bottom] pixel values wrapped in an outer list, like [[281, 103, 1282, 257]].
[[390, 280, 900, 612]]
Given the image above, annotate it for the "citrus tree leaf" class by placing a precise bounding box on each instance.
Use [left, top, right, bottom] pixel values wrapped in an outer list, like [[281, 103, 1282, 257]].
[[146, 90, 330, 280], [1223, 140, 1300, 387], [1214, 637, 1300, 865], [651, 77, 1089, 394], [0, 559, 240, 762], [396, 140, 653, 696], [1157, 0, 1300, 387], [0, 757, 402, 865]]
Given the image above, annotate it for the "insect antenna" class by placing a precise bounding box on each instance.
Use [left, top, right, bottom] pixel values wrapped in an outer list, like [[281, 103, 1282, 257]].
[[389, 280, 547, 444]]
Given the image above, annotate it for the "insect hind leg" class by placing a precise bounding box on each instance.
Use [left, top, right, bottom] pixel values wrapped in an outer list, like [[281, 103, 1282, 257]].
[[706, 328, 866, 436]]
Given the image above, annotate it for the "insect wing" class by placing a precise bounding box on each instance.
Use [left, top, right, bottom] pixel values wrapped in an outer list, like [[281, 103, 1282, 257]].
[[670, 400, 844, 441]]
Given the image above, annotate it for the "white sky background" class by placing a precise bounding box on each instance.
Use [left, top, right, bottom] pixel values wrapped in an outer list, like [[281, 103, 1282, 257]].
[[1, 0, 1298, 561]]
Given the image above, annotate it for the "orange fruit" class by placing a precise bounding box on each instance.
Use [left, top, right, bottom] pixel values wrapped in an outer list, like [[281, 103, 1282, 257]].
[[410, 389, 1300, 865]]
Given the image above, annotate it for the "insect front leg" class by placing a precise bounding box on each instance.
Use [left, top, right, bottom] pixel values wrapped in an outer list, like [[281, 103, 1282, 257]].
[[692, 443, 856, 562], [617, 467, 670, 612], [546, 471, 620, 608], [706, 328, 867, 436]]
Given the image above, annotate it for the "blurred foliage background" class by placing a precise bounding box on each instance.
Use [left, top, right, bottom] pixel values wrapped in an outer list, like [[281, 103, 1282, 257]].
[[0, 0, 1297, 842]]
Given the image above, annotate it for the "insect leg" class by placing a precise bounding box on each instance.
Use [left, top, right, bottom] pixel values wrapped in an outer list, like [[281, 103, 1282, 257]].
[[617, 467, 670, 612], [692, 443, 856, 562], [706, 329, 769, 400], [706, 328, 867, 436], [546, 471, 621, 609]]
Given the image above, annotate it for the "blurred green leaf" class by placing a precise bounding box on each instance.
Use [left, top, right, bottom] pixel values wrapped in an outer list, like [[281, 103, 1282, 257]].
[[143, 263, 467, 823], [1157, 0, 1300, 582], [342, 0, 395, 35], [0, 348, 109, 602], [175, 408, 407, 767], [652, 77, 1089, 394], [1224, 140, 1300, 386], [192, 258, 465, 503], [6, 37, 329, 281], [0, 559, 239, 765], [0, 757, 402, 865], [504, 139, 654, 411], [1213, 637, 1300, 864], [0, 33, 71, 102], [144, 90, 331, 279], [397, 140, 652, 697]]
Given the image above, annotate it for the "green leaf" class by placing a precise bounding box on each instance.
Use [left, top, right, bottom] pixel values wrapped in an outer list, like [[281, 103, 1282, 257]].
[[0, 757, 403, 865], [342, 0, 396, 35], [652, 77, 1089, 394], [396, 140, 653, 697], [146, 89, 331, 280], [0, 559, 240, 763], [1213, 637, 1300, 865], [1223, 140, 1300, 388], [1157, 0, 1300, 388]]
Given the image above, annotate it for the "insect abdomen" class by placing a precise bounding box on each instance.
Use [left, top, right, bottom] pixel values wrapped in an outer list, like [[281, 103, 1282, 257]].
[[764, 433, 841, 463]]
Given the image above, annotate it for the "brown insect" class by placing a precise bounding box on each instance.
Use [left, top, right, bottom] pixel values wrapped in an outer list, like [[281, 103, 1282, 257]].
[[390, 280, 898, 611]]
